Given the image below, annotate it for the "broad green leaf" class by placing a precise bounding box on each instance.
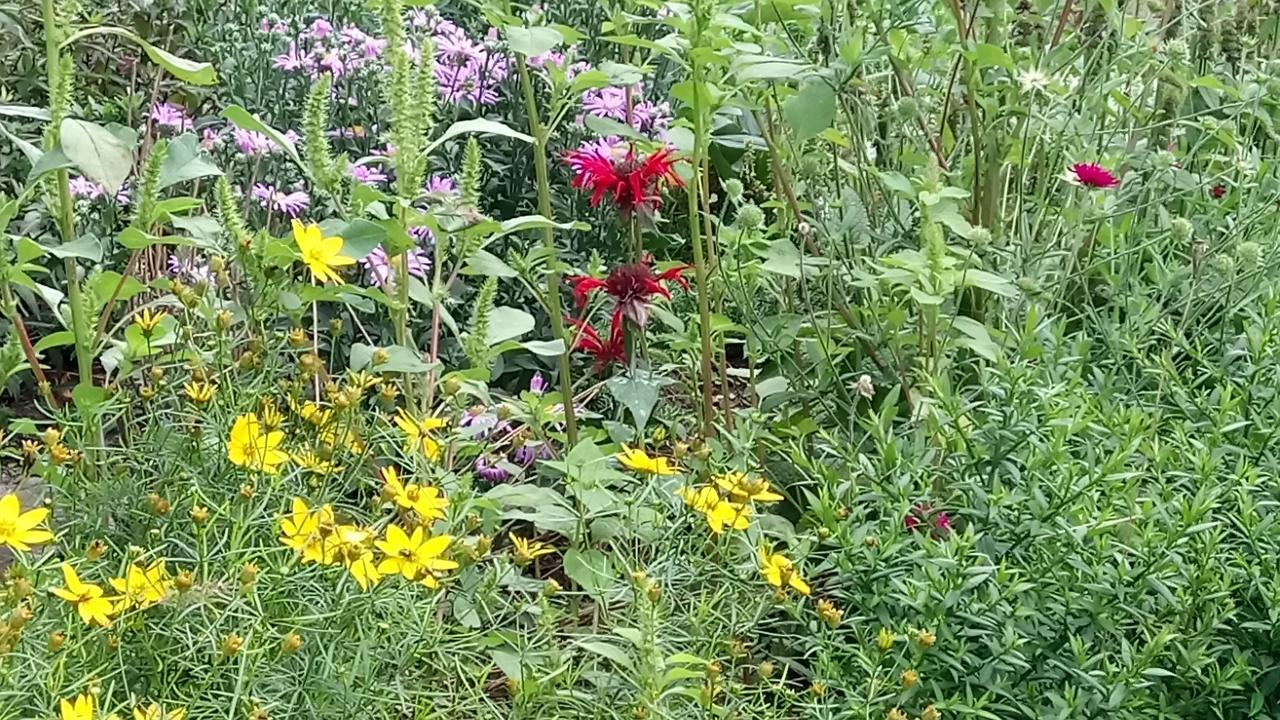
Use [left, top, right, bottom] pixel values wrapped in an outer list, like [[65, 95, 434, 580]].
[[606, 370, 669, 432], [71, 383, 108, 413], [575, 640, 634, 671], [951, 315, 1001, 361], [60, 119, 134, 194], [158, 133, 222, 189], [118, 227, 220, 252], [17, 238, 46, 263], [0, 105, 51, 121], [462, 249, 517, 278], [563, 548, 615, 598], [599, 61, 645, 85], [222, 105, 302, 167], [424, 118, 532, 157], [970, 43, 1014, 71], [63, 27, 216, 85], [583, 114, 646, 142], [963, 269, 1018, 297], [519, 339, 566, 356], [505, 25, 563, 56], [337, 219, 386, 261], [170, 216, 223, 246], [43, 235, 103, 262], [783, 81, 836, 142], [487, 307, 535, 345], [760, 238, 828, 278], [349, 343, 433, 373], [33, 330, 76, 353], [1, 124, 44, 165], [732, 54, 812, 81]]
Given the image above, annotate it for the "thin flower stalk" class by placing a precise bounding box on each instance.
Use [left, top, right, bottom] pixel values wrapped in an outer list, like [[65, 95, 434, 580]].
[[685, 16, 716, 438]]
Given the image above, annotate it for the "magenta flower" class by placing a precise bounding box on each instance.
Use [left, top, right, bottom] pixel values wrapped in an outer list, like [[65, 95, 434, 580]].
[[233, 128, 273, 156], [529, 372, 548, 395], [350, 165, 388, 185], [251, 183, 310, 216], [905, 502, 952, 538], [425, 175, 457, 195], [273, 42, 308, 71], [1068, 162, 1120, 189], [68, 176, 104, 199], [199, 128, 224, 150], [150, 102, 192, 132], [582, 86, 629, 122], [474, 456, 511, 483], [360, 245, 430, 288], [306, 17, 334, 39]]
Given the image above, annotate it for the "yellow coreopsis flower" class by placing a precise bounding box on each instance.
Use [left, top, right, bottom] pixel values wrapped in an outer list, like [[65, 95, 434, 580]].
[[616, 446, 681, 475], [292, 219, 354, 284], [335, 525, 382, 590], [51, 563, 115, 627], [280, 497, 319, 552], [60, 693, 94, 720], [294, 400, 333, 427], [759, 547, 811, 596], [375, 525, 458, 587], [133, 307, 167, 334], [394, 408, 447, 461], [183, 381, 217, 404], [677, 485, 720, 513], [0, 493, 54, 552], [133, 703, 187, 720], [705, 500, 752, 535], [227, 413, 289, 475], [290, 451, 343, 475], [509, 532, 556, 566], [381, 467, 449, 521], [110, 560, 173, 610], [714, 472, 784, 503]]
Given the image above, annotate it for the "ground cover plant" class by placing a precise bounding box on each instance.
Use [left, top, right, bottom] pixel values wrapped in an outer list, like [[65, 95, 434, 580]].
[[1, 0, 1279, 718]]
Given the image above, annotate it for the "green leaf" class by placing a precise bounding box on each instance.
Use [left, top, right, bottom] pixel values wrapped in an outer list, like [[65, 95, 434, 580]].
[[732, 54, 812, 81], [783, 81, 836, 142], [158, 133, 222, 189], [970, 43, 1014, 71], [61, 119, 135, 194], [605, 370, 669, 432], [222, 105, 302, 167], [951, 316, 1001, 362], [760, 238, 828, 278], [0, 105, 51, 121], [1, 124, 44, 165], [71, 383, 108, 413], [462, 249, 517, 278], [118, 227, 220, 252], [424, 118, 533, 157], [505, 25, 563, 56], [16, 238, 46, 263], [170, 216, 223, 246], [599, 61, 645, 85], [25, 147, 76, 183], [583, 114, 646, 142], [33, 330, 76, 353], [349, 343, 433, 373], [575, 640, 634, 671], [563, 548, 615, 598], [963, 269, 1018, 297], [63, 27, 217, 85], [337, 219, 386, 261], [43, 235, 103, 262], [485, 483, 576, 535], [487, 307, 535, 345], [519, 339, 566, 356]]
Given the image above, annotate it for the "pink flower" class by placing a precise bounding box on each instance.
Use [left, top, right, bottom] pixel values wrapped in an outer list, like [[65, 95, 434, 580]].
[[1068, 162, 1120, 189], [425, 175, 457, 195], [350, 165, 388, 185], [273, 42, 308, 71], [232, 128, 273, 156], [251, 183, 310, 216], [361, 245, 430, 287], [149, 102, 192, 132], [905, 502, 952, 538], [306, 17, 334, 39], [199, 128, 224, 150], [68, 176, 104, 199]]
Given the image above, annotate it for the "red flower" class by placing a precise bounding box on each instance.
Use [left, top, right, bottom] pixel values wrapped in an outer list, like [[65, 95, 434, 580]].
[[568, 262, 691, 330], [905, 502, 952, 538], [565, 146, 683, 217], [1211, 184, 1227, 199], [1069, 162, 1120, 189], [570, 317, 627, 371]]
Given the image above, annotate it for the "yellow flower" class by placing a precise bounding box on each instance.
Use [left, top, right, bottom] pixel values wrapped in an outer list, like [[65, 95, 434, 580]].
[[294, 400, 333, 427], [346, 370, 379, 392], [133, 704, 186, 720], [183, 381, 217, 404], [616, 446, 681, 475], [51, 563, 116, 627], [509, 532, 556, 566], [704, 500, 751, 535], [290, 451, 343, 475], [375, 525, 458, 587], [759, 547, 810, 596], [334, 525, 382, 591], [677, 485, 720, 513], [60, 693, 94, 720], [380, 466, 449, 521], [0, 493, 54, 552], [714, 472, 783, 503], [109, 560, 173, 610], [878, 627, 896, 651], [259, 400, 285, 430], [227, 413, 289, 475], [133, 308, 167, 334], [292, 219, 354, 284], [394, 408, 446, 461]]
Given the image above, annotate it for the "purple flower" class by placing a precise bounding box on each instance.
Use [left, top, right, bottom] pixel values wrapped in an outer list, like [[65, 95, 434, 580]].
[[168, 253, 212, 284], [360, 245, 430, 288], [905, 502, 952, 538], [474, 456, 511, 483], [68, 176, 104, 199], [273, 42, 308, 72], [251, 183, 310, 216], [115, 184, 132, 205], [512, 442, 555, 467], [582, 86, 629, 122], [408, 226, 435, 243], [529, 372, 548, 395], [425, 175, 457, 195], [306, 17, 334, 39], [282, 129, 302, 146], [459, 405, 502, 439], [150, 102, 193, 132], [199, 128, 224, 150], [232, 128, 273, 156], [350, 164, 388, 185]]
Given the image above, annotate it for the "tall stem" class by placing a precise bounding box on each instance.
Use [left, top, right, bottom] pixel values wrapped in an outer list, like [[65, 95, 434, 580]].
[[43, 0, 100, 449], [515, 54, 578, 446], [686, 52, 717, 437]]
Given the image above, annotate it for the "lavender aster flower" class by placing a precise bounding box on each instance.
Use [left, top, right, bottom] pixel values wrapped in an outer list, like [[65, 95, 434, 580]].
[[68, 176, 105, 199], [529, 372, 548, 395], [200, 128, 224, 150], [168, 253, 213, 284], [474, 456, 511, 482], [350, 164, 388, 185], [252, 183, 311, 216], [232, 128, 273, 156], [150, 102, 193, 132], [273, 42, 308, 71], [425, 175, 457, 195], [361, 245, 430, 288]]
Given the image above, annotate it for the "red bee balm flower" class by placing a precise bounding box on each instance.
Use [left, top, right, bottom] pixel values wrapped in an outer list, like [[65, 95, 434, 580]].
[[570, 317, 627, 371], [1211, 184, 1227, 199], [565, 146, 683, 217], [1068, 162, 1120, 189], [568, 262, 691, 330]]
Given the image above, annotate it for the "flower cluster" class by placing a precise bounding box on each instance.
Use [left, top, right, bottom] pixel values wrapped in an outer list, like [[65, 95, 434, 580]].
[[413, 11, 509, 106], [50, 559, 175, 628], [580, 83, 671, 135], [252, 183, 311, 217], [567, 261, 691, 371], [677, 472, 783, 535], [271, 17, 387, 79], [149, 102, 193, 133]]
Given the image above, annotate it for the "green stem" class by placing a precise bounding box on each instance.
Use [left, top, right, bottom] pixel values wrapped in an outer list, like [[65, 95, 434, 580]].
[[43, 0, 100, 450], [515, 52, 578, 446], [687, 51, 717, 438]]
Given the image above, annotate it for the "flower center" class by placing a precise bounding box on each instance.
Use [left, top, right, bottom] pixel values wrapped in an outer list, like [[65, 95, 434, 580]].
[[0, 520, 14, 538]]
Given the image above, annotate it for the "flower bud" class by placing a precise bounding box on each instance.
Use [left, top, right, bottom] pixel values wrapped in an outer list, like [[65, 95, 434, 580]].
[[902, 669, 920, 688], [191, 506, 210, 526], [221, 633, 245, 656], [723, 178, 744, 201], [758, 660, 776, 679], [240, 562, 260, 587], [372, 348, 390, 366], [48, 630, 67, 652], [175, 570, 195, 592], [148, 493, 171, 516], [281, 631, 304, 654]]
